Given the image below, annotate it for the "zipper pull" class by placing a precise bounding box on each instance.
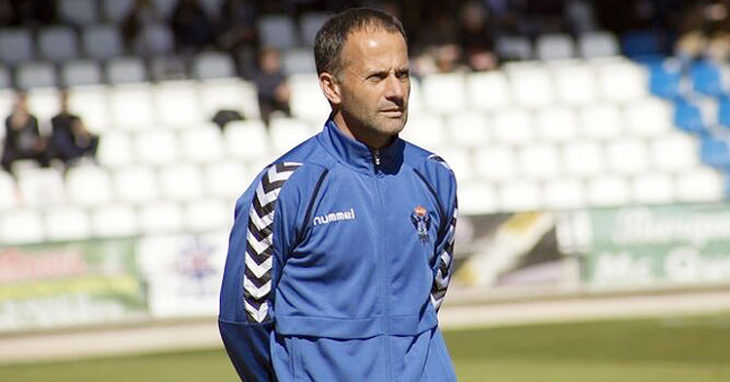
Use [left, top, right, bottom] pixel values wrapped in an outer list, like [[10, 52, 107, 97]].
[[373, 149, 381, 166]]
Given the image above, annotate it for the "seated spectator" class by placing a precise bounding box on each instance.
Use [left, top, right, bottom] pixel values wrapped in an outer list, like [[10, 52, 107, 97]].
[[255, 48, 291, 126], [459, 0, 497, 71], [50, 91, 99, 168], [676, 0, 730, 63], [122, 0, 162, 53], [171, 0, 214, 54], [2, 92, 50, 173]]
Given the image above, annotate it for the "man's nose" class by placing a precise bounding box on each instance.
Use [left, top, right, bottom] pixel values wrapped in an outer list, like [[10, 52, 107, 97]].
[[384, 75, 407, 101]]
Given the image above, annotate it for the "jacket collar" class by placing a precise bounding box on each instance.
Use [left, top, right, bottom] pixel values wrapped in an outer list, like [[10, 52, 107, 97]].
[[318, 118, 404, 175]]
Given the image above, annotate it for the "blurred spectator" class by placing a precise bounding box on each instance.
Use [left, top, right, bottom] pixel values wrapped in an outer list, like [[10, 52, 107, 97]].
[[50, 91, 99, 168], [217, 0, 259, 77], [2, 93, 50, 173], [676, 0, 730, 62], [2, 0, 56, 26], [255, 48, 291, 126], [564, 0, 598, 34], [459, 0, 497, 71], [171, 0, 214, 54], [122, 0, 163, 52]]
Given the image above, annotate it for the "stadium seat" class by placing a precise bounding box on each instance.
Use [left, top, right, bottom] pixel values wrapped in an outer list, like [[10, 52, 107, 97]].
[[562, 141, 604, 177], [269, 118, 315, 157], [101, 0, 134, 23], [113, 166, 159, 204], [97, 130, 134, 168], [495, 35, 532, 61], [38, 26, 79, 63], [446, 112, 490, 149], [648, 59, 682, 99], [65, 165, 114, 207], [465, 71, 512, 111], [90, 204, 139, 238], [421, 72, 466, 114], [673, 97, 706, 134], [690, 60, 724, 97], [139, 201, 184, 234], [458, 182, 497, 215], [674, 168, 726, 202], [16, 62, 57, 89], [61, 60, 103, 87], [109, 84, 155, 129], [535, 106, 579, 142], [0, 66, 10, 88], [149, 55, 188, 81], [0, 209, 44, 244], [192, 52, 236, 79], [492, 108, 534, 144], [595, 60, 648, 103], [624, 98, 673, 137], [474, 146, 518, 182], [44, 206, 92, 241], [605, 139, 649, 175], [67, 85, 110, 130], [179, 123, 225, 163], [134, 23, 175, 56], [258, 15, 298, 50], [223, 120, 272, 161], [620, 29, 665, 59], [58, 0, 98, 26], [586, 175, 630, 206], [506, 63, 554, 108], [107, 57, 147, 84], [289, 73, 330, 122], [632, 173, 674, 204], [159, 164, 204, 202], [203, 161, 249, 199], [0, 28, 34, 65], [536, 34, 576, 61], [27, 88, 61, 122], [578, 31, 619, 58], [551, 63, 598, 106], [199, 79, 260, 120], [579, 103, 623, 140], [436, 147, 473, 183], [400, 113, 446, 152], [134, 129, 180, 166], [649, 133, 700, 172], [185, 198, 230, 232], [517, 144, 561, 180], [498, 180, 542, 211], [283, 48, 317, 75], [83, 24, 124, 60], [544, 178, 586, 210], [0, 171, 17, 210], [301, 13, 330, 46], [16, 168, 66, 207], [153, 80, 202, 127]]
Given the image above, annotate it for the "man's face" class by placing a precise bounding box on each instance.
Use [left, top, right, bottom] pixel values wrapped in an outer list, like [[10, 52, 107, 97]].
[[336, 28, 410, 142]]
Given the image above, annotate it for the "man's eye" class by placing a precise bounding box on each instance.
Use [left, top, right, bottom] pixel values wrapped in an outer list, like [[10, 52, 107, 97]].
[[368, 73, 387, 82], [396, 71, 410, 79]]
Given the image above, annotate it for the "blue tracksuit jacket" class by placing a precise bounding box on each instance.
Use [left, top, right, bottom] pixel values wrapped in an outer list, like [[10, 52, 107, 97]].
[[219, 119, 458, 381]]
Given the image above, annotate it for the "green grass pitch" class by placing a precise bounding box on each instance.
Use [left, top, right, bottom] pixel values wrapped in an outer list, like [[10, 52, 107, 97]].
[[2, 314, 730, 381]]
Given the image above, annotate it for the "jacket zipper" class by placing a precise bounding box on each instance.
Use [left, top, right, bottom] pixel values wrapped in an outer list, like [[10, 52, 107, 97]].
[[372, 148, 392, 380], [373, 149, 381, 167]]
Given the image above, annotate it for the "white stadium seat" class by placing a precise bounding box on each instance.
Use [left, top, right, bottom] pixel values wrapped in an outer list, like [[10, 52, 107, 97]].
[[180, 124, 225, 163], [465, 71, 512, 111], [16, 168, 65, 207], [269, 118, 315, 157], [506, 64, 554, 108], [0, 209, 44, 244], [17, 62, 57, 90], [38, 26, 79, 63], [67, 85, 110, 133], [624, 98, 673, 137], [62, 60, 104, 87], [458, 181, 497, 215], [192, 52, 236, 80], [139, 201, 183, 234], [153, 80, 202, 127], [65, 165, 114, 207], [185, 199, 231, 232], [0, 171, 17, 210], [134, 130, 179, 166], [91, 204, 139, 238], [498, 180, 542, 211], [421, 73, 466, 114], [580, 104, 623, 140], [674, 168, 725, 202], [401, 113, 446, 152], [27, 88, 61, 123], [632, 173, 674, 204], [492, 108, 534, 144], [45, 206, 91, 241], [224, 120, 273, 162], [446, 112, 490, 149], [258, 15, 298, 49], [199, 79, 260, 120], [535, 106, 579, 142], [474, 146, 518, 182], [113, 167, 159, 204], [204, 161, 249, 200], [562, 141, 604, 178], [436, 147, 473, 184], [159, 164, 204, 202], [536, 33, 576, 61], [518, 144, 561, 180], [551, 63, 598, 106], [587, 175, 630, 206], [289, 73, 330, 123], [595, 60, 648, 103], [97, 131, 134, 168], [544, 178, 586, 210], [649, 133, 700, 172], [606, 138, 649, 175], [109, 84, 155, 130]]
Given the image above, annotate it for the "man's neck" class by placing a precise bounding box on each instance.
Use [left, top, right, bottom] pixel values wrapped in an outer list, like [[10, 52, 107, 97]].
[[332, 112, 392, 149]]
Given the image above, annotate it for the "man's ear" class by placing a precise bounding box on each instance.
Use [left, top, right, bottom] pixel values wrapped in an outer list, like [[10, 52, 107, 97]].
[[319, 72, 341, 106]]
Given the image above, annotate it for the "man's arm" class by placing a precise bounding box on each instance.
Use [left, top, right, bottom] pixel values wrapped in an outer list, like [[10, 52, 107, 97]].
[[219, 162, 302, 381], [431, 194, 458, 311]]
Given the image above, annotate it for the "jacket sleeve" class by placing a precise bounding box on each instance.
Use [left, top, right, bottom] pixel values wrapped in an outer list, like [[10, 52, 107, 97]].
[[218, 162, 303, 381], [425, 156, 458, 312]]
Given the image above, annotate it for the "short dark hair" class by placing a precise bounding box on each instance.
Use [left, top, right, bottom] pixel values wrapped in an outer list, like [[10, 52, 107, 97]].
[[314, 7, 407, 76]]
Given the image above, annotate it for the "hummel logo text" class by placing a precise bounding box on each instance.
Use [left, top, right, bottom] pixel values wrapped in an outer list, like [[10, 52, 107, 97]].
[[313, 208, 356, 226]]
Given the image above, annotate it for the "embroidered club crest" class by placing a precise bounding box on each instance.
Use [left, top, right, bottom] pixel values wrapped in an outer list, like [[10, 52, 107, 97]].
[[411, 205, 431, 243]]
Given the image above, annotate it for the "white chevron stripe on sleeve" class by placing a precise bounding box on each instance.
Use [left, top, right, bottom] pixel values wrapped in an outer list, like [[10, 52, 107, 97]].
[[245, 254, 273, 278]]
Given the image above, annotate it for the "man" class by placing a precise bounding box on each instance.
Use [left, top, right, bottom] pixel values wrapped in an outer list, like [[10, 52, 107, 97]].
[[2, 92, 50, 173], [50, 91, 99, 169], [219, 8, 458, 381], [254, 48, 292, 127]]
